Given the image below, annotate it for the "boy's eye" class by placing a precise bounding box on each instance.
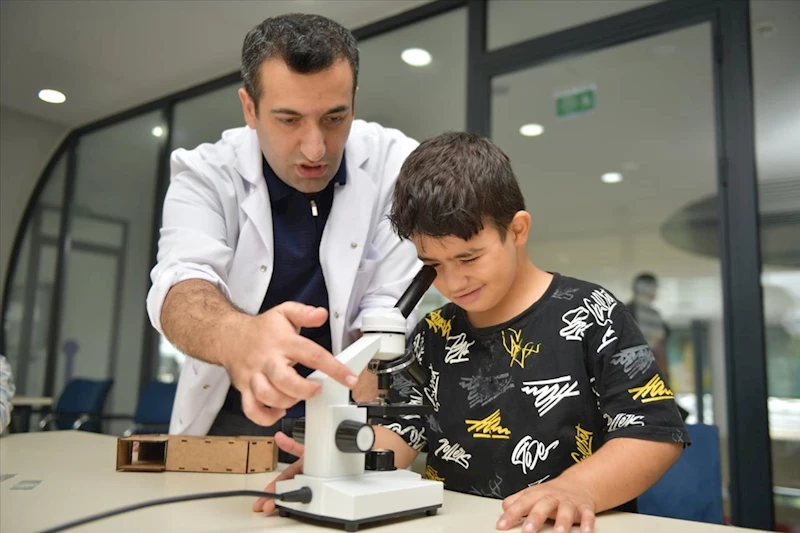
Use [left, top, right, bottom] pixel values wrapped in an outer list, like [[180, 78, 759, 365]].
[[461, 257, 478, 264]]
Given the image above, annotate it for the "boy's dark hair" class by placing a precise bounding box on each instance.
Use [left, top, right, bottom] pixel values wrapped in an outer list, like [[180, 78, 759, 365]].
[[241, 14, 359, 111], [389, 132, 526, 241]]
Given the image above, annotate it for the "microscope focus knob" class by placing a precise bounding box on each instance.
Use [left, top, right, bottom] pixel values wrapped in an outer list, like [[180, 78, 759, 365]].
[[335, 420, 375, 453], [365, 449, 397, 471]]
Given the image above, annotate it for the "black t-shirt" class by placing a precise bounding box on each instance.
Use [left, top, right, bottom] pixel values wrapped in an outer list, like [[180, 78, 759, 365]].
[[374, 273, 689, 508]]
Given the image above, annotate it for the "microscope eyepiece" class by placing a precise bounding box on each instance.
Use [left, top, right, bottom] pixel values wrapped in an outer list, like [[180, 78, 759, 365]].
[[395, 265, 437, 318]]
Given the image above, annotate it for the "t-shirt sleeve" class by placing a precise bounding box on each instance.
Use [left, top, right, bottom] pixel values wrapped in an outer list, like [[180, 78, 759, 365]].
[[371, 321, 430, 453], [584, 290, 690, 446]]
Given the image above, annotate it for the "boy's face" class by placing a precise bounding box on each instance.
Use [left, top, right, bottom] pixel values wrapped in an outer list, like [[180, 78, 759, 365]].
[[239, 58, 355, 194], [414, 217, 527, 315]]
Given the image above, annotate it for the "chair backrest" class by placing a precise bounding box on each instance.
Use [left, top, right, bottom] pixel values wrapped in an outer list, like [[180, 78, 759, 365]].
[[637, 424, 724, 524], [54, 378, 114, 431], [134, 380, 177, 427]]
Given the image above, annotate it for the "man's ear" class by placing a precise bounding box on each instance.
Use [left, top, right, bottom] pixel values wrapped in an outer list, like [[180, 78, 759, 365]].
[[508, 211, 531, 246], [238, 88, 257, 129]]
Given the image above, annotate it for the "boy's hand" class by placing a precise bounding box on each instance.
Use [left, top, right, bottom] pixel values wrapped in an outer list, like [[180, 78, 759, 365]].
[[496, 477, 597, 533], [253, 431, 305, 515]]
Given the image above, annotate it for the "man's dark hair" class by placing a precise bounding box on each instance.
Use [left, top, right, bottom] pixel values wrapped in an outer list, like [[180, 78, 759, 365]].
[[241, 14, 359, 110], [389, 132, 526, 242]]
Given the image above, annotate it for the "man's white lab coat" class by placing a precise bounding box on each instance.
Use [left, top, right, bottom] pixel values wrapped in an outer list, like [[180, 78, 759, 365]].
[[147, 120, 420, 435]]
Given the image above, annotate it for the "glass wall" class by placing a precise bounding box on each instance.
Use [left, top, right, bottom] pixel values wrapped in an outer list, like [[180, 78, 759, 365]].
[[487, 0, 658, 50], [491, 21, 732, 515], [54, 111, 163, 431], [2, 154, 66, 398], [751, 1, 800, 529], [359, 6, 467, 317]]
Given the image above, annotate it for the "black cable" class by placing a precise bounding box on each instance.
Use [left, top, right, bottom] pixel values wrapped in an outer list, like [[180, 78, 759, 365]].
[[38, 487, 312, 533]]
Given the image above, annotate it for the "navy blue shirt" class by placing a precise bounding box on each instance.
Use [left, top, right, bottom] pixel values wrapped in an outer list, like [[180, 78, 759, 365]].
[[222, 157, 347, 419]]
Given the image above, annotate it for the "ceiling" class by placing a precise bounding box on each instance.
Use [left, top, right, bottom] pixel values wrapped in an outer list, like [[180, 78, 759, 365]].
[[0, 0, 431, 127], [2, 0, 798, 327]]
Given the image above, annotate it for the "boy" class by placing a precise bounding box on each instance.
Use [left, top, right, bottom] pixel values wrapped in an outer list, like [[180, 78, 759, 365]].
[[256, 132, 688, 533]]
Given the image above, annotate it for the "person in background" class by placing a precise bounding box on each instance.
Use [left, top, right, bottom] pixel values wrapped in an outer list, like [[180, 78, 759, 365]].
[[626, 274, 670, 383]]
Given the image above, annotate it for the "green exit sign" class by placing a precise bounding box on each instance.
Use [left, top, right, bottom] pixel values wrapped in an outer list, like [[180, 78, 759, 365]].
[[556, 86, 596, 118]]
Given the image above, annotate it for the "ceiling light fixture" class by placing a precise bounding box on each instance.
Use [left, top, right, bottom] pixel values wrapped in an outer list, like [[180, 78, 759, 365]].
[[519, 123, 544, 137], [38, 89, 66, 104], [601, 172, 623, 184], [401, 48, 432, 67], [152, 126, 165, 138]]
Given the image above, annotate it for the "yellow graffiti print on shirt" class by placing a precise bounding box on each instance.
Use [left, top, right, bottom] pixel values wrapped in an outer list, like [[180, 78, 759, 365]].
[[425, 465, 446, 482], [570, 423, 593, 463], [425, 310, 453, 338], [628, 374, 674, 403], [465, 409, 511, 439], [502, 328, 541, 368]]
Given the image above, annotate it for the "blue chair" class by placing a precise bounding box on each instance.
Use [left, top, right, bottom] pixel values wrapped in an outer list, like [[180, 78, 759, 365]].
[[638, 424, 724, 523], [123, 380, 177, 435], [39, 378, 114, 433]]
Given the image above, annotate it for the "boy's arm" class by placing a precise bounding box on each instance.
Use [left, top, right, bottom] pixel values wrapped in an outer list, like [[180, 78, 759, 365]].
[[497, 437, 681, 532], [373, 425, 419, 469]]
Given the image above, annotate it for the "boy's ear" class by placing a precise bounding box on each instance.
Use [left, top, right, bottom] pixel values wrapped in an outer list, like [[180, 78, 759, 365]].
[[509, 211, 531, 246]]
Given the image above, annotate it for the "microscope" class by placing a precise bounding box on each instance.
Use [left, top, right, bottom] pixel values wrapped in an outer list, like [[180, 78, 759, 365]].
[[275, 266, 444, 532]]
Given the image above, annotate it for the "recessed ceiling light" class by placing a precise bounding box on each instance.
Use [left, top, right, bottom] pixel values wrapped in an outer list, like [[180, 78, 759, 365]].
[[519, 123, 544, 137], [401, 48, 432, 67], [38, 89, 66, 104], [152, 126, 165, 137], [601, 172, 623, 184]]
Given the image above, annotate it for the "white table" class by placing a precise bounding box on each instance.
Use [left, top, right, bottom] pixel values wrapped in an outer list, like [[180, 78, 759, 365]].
[[0, 431, 764, 533]]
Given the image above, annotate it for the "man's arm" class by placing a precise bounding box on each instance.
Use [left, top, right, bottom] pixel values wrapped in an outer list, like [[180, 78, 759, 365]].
[[161, 279, 358, 427], [498, 438, 682, 533], [161, 279, 247, 366]]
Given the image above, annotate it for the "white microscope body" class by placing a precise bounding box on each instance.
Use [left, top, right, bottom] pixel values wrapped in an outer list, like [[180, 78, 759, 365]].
[[275, 268, 443, 531]]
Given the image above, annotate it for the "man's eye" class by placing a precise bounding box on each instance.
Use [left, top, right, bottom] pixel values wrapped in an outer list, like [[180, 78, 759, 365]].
[[327, 115, 346, 124], [278, 118, 298, 125]]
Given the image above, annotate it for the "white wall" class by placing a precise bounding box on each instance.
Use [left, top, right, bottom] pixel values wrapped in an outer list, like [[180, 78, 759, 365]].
[[0, 105, 67, 305]]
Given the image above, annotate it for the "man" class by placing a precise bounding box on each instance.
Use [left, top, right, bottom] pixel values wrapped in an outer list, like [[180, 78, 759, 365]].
[[146, 14, 419, 444], [626, 273, 670, 382]]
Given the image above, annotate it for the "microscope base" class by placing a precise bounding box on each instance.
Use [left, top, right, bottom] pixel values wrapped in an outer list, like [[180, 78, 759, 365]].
[[275, 470, 444, 532]]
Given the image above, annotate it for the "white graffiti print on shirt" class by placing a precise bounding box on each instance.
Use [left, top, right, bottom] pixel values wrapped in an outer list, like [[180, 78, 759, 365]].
[[426, 413, 443, 434], [610, 344, 655, 380], [604, 412, 646, 432], [459, 370, 515, 409], [392, 373, 423, 406], [520, 375, 580, 417], [435, 438, 472, 469], [412, 332, 425, 364], [444, 332, 474, 364], [471, 473, 504, 498], [598, 325, 618, 353], [511, 435, 560, 475], [424, 364, 440, 412], [528, 475, 551, 487], [560, 289, 618, 342], [385, 423, 427, 452]]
